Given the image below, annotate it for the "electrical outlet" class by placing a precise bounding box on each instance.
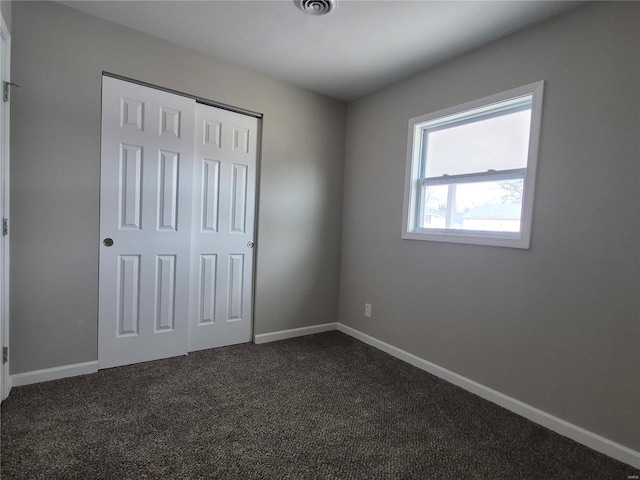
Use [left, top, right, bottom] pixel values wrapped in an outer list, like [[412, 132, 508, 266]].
[[364, 303, 372, 318]]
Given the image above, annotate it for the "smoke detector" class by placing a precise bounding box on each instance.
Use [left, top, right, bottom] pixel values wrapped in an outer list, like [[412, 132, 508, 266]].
[[294, 0, 338, 16]]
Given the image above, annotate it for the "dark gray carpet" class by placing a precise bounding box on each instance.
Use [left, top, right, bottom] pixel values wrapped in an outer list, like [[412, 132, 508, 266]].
[[1, 331, 637, 479]]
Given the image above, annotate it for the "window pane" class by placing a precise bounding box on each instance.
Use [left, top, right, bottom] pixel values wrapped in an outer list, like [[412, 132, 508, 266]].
[[421, 184, 449, 228], [421, 179, 523, 232], [425, 108, 532, 178]]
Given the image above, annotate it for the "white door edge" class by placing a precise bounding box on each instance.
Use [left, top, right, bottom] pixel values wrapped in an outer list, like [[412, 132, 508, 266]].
[[0, 12, 11, 401]]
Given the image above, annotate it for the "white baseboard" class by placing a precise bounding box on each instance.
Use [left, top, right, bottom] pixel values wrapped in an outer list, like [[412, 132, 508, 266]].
[[11, 361, 98, 387], [254, 322, 337, 344], [336, 323, 640, 469]]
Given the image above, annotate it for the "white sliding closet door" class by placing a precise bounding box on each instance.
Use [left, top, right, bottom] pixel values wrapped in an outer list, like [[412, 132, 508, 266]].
[[99, 77, 258, 368], [98, 76, 196, 369], [188, 103, 257, 351]]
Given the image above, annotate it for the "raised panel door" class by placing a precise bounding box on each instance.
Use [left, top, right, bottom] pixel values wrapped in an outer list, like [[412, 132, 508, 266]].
[[99, 76, 196, 368]]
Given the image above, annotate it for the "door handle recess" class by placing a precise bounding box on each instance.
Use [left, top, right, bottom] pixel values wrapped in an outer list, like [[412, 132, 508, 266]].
[[103, 238, 114, 247]]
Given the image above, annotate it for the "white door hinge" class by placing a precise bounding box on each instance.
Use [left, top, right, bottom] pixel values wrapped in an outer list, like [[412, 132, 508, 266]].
[[2, 81, 22, 102]]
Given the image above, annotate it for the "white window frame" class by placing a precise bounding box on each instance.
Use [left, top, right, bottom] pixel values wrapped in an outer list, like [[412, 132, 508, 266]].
[[401, 81, 544, 249]]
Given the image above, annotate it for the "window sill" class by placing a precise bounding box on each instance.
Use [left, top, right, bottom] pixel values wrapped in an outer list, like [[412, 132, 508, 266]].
[[401, 229, 530, 249]]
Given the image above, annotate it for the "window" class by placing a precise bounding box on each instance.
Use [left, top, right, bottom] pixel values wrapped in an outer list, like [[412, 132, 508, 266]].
[[402, 82, 544, 249]]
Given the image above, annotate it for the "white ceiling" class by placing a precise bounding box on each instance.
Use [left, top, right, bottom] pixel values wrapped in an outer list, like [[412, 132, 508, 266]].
[[59, 0, 580, 101]]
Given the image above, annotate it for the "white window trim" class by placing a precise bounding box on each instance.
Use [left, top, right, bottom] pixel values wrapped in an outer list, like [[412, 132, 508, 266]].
[[401, 81, 544, 249]]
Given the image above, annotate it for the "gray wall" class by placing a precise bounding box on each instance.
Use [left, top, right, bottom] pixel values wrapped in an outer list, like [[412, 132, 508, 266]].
[[338, 3, 640, 450], [11, 2, 345, 373], [1, 0, 11, 32]]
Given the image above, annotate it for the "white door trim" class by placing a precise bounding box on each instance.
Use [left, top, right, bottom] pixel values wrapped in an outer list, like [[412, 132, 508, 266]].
[[0, 12, 11, 401]]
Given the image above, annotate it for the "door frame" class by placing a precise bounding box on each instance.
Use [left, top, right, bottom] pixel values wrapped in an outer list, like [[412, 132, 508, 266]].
[[0, 12, 11, 401], [98, 73, 264, 365]]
